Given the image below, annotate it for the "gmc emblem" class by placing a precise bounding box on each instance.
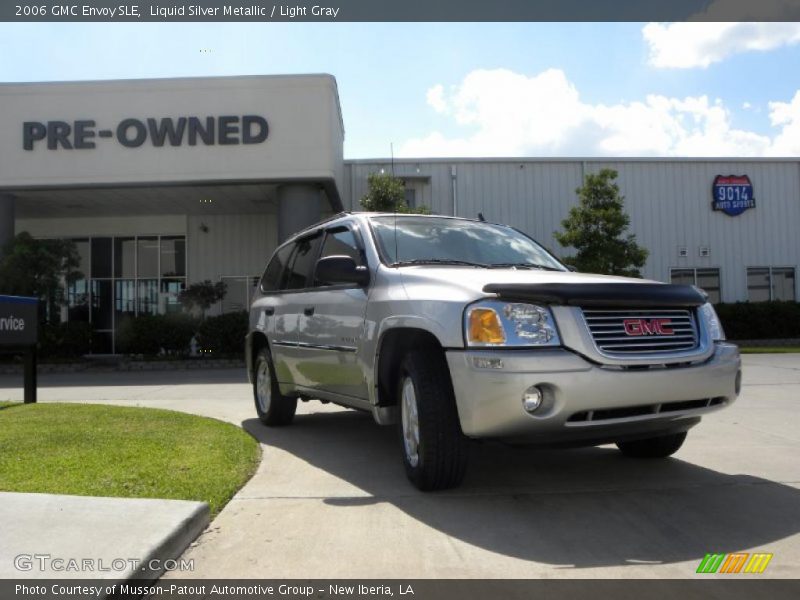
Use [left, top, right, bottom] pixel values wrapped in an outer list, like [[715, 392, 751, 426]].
[[623, 318, 674, 336]]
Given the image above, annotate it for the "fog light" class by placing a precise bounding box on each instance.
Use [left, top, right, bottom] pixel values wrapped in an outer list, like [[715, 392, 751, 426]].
[[522, 386, 543, 413]]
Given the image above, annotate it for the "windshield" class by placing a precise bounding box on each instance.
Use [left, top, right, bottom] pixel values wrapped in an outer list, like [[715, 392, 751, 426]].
[[369, 216, 566, 270]]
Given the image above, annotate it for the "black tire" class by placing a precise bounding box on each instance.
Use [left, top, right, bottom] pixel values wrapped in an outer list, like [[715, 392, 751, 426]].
[[616, 431, 687, 458], [253, 347, 297, 426], [397, 348, 468, 491]]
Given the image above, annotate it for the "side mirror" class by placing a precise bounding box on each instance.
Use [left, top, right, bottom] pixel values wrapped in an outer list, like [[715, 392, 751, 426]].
[[566, 265, 578, 272], [315, 255, 370, 287]]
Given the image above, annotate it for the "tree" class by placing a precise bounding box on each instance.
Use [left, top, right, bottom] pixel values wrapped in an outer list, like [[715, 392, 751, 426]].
[[0, 232, 82, 322], [178, 280, 227, 318], [555, 169, 648, 277], [360, 172, 431, 213]]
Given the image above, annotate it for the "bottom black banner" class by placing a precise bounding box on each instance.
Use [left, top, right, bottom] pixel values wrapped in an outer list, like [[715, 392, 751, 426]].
[[2, 579, 799, 600]]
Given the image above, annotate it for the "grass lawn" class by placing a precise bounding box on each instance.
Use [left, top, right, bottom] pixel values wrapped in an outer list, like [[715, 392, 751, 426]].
[[0, 402, 260, 516], [738, 346, 800, 354]]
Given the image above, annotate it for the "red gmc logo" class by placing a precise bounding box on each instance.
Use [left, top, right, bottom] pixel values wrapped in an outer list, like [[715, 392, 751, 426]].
[[623, 318, 674, 336]]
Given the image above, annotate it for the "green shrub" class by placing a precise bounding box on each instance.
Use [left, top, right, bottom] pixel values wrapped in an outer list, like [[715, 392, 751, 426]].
[[196, 311, 248, 357], [715, 301, 800, 340], [116, 313, 199, 356], [39, 321, 92, 359]]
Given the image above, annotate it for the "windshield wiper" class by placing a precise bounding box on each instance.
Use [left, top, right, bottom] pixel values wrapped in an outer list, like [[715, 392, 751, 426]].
[[487, 262, 564, 271], [390, 259, 489, 268]]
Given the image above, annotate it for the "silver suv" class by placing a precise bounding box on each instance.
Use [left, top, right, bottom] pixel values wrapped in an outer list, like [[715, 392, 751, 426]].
[[246, 213, 741, 490]]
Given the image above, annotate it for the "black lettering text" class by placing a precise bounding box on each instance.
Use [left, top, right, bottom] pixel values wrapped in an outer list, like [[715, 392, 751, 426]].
[[47, 121, 73, 150], [116, 119, 147, 147], [23, 122, 47, 150], [187, 117, 214, 145], [147, 117, 187, 147], [218, 116, 239, 145], [242, 115, 268, 144], [74, 120, 96, 149]]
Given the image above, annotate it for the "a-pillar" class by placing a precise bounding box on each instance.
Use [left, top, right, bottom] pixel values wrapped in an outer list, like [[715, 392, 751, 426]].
[[277, 184, 323, 243]]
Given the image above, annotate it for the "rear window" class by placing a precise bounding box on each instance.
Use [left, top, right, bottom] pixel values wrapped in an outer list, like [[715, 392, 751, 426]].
[[283, 235, 322, 290]]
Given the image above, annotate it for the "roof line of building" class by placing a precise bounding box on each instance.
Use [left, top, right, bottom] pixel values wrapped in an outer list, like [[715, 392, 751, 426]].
[[344, 157, 800, 164]]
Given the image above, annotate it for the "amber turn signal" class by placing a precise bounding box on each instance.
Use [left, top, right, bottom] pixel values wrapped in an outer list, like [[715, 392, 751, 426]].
[[468, 308, 506, 344]]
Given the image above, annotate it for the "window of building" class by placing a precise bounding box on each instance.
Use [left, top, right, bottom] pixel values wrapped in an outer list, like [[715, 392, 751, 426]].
[[670, 268, 721, 304], [404, 187, 416, 209], [747, 267, 796, 302], [62, 235, 187, 353], [222, 276, 260, 313]]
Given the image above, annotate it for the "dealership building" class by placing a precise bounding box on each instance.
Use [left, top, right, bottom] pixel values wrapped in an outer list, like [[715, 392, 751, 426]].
[[1, 74, 798, 352]]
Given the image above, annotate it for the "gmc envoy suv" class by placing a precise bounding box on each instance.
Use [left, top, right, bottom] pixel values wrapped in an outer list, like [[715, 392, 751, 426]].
[[246, 213, 741, 490]]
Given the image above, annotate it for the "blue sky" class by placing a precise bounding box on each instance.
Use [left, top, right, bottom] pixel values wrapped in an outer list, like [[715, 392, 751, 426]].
[[1, 22, 799, 157]]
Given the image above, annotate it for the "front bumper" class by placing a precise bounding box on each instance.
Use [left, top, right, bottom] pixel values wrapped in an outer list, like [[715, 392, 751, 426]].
[[445, 342, 741, 444]]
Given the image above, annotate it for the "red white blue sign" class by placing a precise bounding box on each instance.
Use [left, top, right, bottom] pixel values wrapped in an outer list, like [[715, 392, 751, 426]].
[[712, 175, 755, 217]]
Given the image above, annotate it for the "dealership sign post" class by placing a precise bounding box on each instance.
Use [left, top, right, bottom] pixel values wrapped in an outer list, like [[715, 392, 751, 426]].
[[0, 295, 39, 403]]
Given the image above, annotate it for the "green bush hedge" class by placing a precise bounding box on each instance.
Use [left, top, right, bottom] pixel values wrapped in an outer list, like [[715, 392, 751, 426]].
[[715, 301, 800, 340], [39, 321, 92, 359], [116, 313, 199, 356], [196, 311, 248, 357]]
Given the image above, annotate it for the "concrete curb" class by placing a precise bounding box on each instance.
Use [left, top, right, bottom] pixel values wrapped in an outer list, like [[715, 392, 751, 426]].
[[0, 492, 210, 585], [133, 501, 210, 582]]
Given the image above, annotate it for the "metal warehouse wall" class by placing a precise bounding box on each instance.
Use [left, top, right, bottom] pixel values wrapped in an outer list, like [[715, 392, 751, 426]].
[[343, 159, 800, 302]]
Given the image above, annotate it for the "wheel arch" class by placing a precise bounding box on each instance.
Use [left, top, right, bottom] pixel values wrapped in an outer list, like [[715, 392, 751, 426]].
[[374, 326, 453, 409], [246, 331, 270, 384]]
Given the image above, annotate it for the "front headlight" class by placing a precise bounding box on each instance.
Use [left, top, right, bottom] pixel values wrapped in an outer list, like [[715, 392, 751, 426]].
[[699, 302, 726, 341], [465, 300, 560, 347]]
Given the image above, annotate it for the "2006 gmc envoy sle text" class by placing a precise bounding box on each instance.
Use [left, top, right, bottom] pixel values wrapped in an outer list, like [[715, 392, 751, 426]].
[[245, 213, 741, 490]]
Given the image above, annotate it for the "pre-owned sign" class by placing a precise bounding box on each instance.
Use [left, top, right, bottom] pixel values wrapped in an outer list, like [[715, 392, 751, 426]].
[[23, 115, 269, 150], [712, 175, 756, 217]]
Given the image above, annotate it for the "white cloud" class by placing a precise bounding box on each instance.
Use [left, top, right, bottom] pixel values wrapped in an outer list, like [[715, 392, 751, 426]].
[[398, 68, 796, 158], [742, 101, 752, 109], [642, 22, 800, 69], [767, 91, 800, 155], [426, 84, 448, 114]]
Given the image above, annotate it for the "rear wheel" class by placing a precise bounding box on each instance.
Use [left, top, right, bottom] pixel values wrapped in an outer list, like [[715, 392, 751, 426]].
[[253, 347, 297, 426], [397, 348, 468, 491], [616, 431, 687, 458]]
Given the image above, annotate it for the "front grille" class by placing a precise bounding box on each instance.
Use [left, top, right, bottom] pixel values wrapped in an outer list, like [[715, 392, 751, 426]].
[[582, 308, 699, 354], [567, 397, 727, 423]]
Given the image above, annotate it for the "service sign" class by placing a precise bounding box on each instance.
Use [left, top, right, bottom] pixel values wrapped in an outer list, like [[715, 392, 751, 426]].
[[712, 175, 755, 217], [0, 295, 38, 347]]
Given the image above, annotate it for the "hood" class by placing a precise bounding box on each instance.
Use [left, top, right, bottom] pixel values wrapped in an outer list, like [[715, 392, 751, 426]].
[[398, 266, 660, 301]]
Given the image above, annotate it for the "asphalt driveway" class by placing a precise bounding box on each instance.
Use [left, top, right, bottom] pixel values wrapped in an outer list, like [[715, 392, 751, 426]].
[[1, 355, 799, 578]]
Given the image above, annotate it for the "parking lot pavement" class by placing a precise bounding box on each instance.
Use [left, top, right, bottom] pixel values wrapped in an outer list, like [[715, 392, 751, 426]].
[[2, 355, 799, 578]]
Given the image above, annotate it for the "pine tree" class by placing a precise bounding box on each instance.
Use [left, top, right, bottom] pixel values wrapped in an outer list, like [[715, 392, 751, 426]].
[[555, 169, 648, 277]]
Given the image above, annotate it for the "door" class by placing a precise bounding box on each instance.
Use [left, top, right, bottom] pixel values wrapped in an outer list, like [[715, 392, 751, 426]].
[[271, 233, 323, 389], [296, 225, 370, 400]]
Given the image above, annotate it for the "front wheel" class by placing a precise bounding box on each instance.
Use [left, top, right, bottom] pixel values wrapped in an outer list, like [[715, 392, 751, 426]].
[[397, 348, 468, 491], [253, 347, 297, 426], [616, 431, 687, 458]]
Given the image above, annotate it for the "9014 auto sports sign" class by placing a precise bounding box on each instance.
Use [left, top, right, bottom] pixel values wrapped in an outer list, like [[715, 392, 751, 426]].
[[712, 175, 756, 217]]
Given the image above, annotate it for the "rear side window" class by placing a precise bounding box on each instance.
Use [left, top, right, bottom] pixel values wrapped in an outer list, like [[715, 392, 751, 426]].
[[259, 244, 293, 292], [283, 235, 322, 290]]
